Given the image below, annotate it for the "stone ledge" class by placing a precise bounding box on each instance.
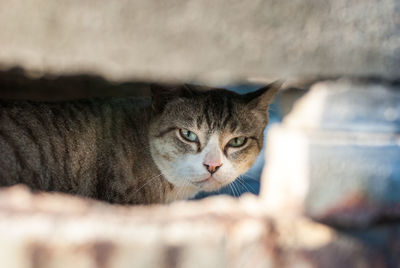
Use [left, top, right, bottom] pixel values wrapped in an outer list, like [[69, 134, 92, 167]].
[[0, 0, 399, 84], [1, 185, 399, 268]]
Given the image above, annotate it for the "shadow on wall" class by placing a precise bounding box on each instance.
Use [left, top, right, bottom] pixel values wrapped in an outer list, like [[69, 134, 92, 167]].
[[0, 67, 151, 101]]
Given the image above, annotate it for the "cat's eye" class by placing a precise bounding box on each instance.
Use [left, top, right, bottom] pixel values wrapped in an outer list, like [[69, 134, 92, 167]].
[[228, 136, 247, 147], [179, 129, 199, 143]]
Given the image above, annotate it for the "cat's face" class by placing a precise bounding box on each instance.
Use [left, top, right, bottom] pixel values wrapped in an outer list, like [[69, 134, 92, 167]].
[[149, 83, 279, 195]]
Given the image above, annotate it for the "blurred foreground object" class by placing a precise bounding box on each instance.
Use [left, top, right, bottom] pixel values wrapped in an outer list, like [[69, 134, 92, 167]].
[[0, 0, 399, 84], [1, 185, 400, 268], [262, 79, 400, 227]]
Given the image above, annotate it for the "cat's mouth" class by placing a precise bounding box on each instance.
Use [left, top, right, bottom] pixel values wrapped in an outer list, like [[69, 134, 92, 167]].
[[192, 177, 211, 185], [191, 176, 224, 190]]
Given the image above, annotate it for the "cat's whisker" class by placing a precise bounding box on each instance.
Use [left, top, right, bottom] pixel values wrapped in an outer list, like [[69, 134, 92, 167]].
[[175, 178, 190, 201], [185, 178, 195, 200], [237, 175, 257, 191], [227, 183, 233, 197], [241, 174, 260, 181], [181, 181, 189, 200], [233, 181, 242, 197], [133, 173, 163, 196], [183, 179, 192, 200], [238, 174, 260, 182], [173, 178, 184, 201], [175, 183, 183, 201], [234, 178, 247, 197], [235, 176, 256, 194], [158, 182, 163, 202], [234, 178, 249, 193], [243, 176, 259, 193], [227, 183, 237, 197]]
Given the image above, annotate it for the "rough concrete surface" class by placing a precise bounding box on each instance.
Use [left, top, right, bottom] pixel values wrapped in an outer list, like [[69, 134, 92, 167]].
[[1, 185, 400, 268], [262, 80, 400, 227], [0, 0, 399, 84]]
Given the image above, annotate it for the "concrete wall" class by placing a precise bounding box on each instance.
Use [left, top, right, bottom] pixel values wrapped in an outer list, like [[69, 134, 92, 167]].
[[0, 0, 399, 84]]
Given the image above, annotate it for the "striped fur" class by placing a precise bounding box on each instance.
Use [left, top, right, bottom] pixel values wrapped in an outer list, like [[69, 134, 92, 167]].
[[0, 83, 279, 204]]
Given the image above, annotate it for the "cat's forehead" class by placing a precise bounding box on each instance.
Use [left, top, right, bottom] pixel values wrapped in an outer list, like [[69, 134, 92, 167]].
[[164, 90, 262, 134]]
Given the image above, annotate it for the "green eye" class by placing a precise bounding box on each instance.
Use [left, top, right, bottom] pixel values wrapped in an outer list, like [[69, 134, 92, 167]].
[[228, 136, 247, 147], [179, 129, 199, 143]]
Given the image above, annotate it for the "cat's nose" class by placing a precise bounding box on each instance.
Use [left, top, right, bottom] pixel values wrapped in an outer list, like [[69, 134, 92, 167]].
[[203, 163, 222, 174], [203, 147, 223, 174]]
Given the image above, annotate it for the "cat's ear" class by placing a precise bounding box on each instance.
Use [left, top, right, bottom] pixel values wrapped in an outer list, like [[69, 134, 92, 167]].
[[181, 83, 202, 97], [150, 84, 179, 113], [243, 81, 282, 112]]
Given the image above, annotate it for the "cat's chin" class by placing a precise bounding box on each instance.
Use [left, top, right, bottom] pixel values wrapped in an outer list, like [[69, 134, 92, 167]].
[[191, 176, 212, 186], [190, 176, 229, 192]]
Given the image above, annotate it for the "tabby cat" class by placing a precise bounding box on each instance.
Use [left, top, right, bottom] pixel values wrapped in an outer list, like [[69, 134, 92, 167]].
[[0, 83, 279, 204]]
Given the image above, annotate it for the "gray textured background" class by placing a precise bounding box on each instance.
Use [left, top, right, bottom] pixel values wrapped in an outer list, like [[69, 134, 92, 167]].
[[0, 0, 399, 84]]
